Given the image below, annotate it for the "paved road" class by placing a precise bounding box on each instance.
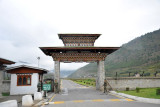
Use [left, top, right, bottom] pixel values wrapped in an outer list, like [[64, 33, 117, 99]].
[[42, 79, 160, 107]]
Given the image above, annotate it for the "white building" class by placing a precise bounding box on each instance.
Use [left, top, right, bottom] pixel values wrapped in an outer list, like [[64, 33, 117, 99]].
[[0, 58, 15, 97], [6, 65, 48, 95]]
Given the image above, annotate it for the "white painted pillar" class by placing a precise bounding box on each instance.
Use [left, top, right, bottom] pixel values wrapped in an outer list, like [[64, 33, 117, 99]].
[[54, 61, 60, 91], [96, 60, 105, 90]]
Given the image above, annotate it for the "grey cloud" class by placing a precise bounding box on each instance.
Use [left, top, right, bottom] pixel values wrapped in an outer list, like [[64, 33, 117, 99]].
[[0, 0, 160, 71]]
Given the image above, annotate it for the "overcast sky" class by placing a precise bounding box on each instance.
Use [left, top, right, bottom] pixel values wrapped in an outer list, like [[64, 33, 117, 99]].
[[0, 0, 160, 71]]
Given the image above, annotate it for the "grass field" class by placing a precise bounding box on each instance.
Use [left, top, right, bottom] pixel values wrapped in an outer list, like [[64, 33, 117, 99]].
[[71, 79, 96, 87], [118, 88, 160, 99]]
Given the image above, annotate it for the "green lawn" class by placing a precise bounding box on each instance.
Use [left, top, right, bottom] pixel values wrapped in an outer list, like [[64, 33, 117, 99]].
[[118, 88, 160, 99], [71, 79, 96, 87]]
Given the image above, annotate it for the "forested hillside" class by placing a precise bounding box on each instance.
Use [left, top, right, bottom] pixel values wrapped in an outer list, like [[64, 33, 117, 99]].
[[68, 29, 160, 78]]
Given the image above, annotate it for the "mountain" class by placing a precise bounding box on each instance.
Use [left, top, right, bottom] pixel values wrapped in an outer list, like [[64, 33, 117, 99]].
[[68, 29, 160, 78], [44, 70, 75, 79], [44, 71, 54, 79], [60, 70, 75, 78]]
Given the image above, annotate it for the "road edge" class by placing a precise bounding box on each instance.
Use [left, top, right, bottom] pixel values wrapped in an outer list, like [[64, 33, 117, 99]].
[[110, 91, 160, 104]]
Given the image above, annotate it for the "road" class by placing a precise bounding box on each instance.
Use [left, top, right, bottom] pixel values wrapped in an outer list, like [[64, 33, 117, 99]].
[[42, 79, 160, 107]]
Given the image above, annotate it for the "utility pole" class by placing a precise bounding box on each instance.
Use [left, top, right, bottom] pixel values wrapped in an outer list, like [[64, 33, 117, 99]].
[[37, 57, 40, 67]]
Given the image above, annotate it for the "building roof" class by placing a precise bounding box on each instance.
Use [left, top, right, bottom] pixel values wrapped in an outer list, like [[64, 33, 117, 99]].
[[6, 65, 49, 74], [58, 34, 101, 39], [40, 46, 120, 56], [0, 58, 15, 65]]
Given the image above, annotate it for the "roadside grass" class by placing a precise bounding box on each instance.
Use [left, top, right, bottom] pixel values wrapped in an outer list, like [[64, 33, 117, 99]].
[[2, 92, 10, 96], [118, 88, 160, 99], [70, 79, 96, 87]]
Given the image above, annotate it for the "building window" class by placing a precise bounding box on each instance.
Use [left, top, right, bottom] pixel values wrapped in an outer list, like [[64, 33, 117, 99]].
[[27, 77, 31, 85], [23, 77, 27, 85], [3, 71, 11, 80], [18, 77, 22, 85], [17, 75, 31, 86]]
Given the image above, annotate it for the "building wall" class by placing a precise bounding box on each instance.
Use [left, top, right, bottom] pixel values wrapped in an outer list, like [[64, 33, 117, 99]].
[[0, 70, 10, 97], [0, 70, 3, 96], [10, 73, 39, 95], [106, 77, 160, 91], [2, 80, 10, 92]]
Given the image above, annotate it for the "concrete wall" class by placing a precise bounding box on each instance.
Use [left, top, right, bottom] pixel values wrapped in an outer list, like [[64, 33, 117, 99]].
[[106, 77, 160, 91], [0, 70, 10, 97], [0, 70, 3, 97], [2, 80, 10, 92], [0, 71, 3, 89], [10, 73, 39, 95]]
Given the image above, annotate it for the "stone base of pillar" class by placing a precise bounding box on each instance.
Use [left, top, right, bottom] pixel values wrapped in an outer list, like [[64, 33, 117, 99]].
[[96, 60, 105, 90]]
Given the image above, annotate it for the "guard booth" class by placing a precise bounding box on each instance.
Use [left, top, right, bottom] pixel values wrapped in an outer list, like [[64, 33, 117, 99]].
[[43, 79, 54, 92], [6, 65, 48, 95]]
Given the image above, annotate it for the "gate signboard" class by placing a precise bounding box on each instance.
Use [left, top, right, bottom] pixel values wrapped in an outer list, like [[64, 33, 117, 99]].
[[43, 84, 51, 91]]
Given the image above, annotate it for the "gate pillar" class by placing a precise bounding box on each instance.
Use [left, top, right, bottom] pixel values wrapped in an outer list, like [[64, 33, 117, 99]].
[[96, 60, 105, 90], [54, 60, 60, 91]]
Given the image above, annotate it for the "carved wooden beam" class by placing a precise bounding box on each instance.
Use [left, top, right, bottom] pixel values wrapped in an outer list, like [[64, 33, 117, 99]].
[[52, 53, 107, 62]]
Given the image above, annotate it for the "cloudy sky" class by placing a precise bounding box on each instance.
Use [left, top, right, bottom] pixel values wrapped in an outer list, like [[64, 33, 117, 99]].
[[0, 0, 160, 71]]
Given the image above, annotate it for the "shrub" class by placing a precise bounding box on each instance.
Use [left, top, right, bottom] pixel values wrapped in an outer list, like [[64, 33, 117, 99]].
[[2, 92, 10, 96], [126, 87, 129, 91], [136, 87, 140, 93], [156, 88, 160, 95]]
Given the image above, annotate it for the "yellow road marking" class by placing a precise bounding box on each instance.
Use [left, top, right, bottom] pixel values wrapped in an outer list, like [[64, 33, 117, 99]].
[[92, 99, 104, 102], [110, 99, 121, 101], [49, 94, 56, 102], [73, 100, 84, 103], [54, 101, 65, 104], [45, 98, 134, 105], [125, 99, 134, 101]]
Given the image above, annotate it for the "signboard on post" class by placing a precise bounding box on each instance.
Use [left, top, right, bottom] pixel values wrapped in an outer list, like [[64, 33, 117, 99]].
[[43, 84, 51, 91]]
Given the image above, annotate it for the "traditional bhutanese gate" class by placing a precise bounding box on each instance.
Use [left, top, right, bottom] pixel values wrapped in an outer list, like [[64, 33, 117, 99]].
[[40, 34, 119, 91]]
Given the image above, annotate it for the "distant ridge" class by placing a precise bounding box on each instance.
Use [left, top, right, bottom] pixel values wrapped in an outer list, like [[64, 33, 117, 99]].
[[68, 29, 160, 78]]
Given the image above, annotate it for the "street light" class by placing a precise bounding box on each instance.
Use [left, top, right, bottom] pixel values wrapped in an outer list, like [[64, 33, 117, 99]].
[[37, 57, 40, 67]]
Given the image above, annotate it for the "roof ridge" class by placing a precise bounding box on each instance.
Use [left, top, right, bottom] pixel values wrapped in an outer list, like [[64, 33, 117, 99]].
[[6, 65, 49, 72]]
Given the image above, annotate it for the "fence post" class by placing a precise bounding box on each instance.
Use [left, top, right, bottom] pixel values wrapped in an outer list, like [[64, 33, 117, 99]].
[[116, 72, 118, 80]]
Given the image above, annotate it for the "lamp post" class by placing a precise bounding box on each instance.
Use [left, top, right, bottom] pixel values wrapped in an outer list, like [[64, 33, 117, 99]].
[[37, 57, 40, 67]]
